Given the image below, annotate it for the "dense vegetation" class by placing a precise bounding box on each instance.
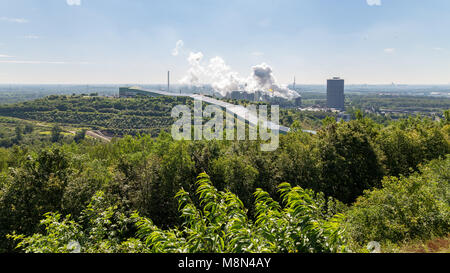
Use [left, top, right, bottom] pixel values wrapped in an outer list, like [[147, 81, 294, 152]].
[[0, 97, 448, 252], [346, 156, 450, 248], [348, 94, 450, 115], [0, 95, 341, 141], [8, 174, 348, 253], [0, 95, 190, 137]]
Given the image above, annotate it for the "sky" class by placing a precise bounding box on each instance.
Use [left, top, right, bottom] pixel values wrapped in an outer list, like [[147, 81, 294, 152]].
[[0, 0, 449, 85]]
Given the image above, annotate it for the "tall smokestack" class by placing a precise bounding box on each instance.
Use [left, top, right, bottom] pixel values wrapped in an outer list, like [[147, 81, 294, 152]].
[[167, 71, 170, 92]]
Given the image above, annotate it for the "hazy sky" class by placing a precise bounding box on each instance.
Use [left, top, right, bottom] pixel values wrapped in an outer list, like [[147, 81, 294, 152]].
[[0, 0, 449, 84]]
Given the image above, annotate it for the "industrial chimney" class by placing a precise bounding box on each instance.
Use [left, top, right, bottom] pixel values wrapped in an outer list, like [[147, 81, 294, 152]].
[[167, 71, 170, 92]]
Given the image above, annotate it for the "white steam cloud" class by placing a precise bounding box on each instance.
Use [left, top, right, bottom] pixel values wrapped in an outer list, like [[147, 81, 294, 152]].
[[180, 51, 299, 100], [66, 0, 81, 6], [247, 63, 299, 100], [0, 17, 28, 23], [172, 40, 184, 56], [366, 0, 381, 6]]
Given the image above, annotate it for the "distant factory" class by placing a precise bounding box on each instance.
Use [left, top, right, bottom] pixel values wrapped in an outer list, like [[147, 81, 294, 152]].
[[120, 71, 304, 108], [225, 90, 302, 108], [224, 75, 302, 108], [327, 77, 345, 110], [120, 73, 349, 112]]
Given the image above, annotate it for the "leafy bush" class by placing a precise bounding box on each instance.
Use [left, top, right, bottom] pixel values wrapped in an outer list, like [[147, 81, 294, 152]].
[[8, 192, 140, 253], [9, 173, 349, 253], [316, 119, 385, 203], [345, 156, 450, 247], [378, 116, 449, 177]]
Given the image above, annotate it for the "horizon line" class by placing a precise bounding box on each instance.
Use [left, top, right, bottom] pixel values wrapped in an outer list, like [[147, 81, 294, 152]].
[[1, 82, 450, 86]]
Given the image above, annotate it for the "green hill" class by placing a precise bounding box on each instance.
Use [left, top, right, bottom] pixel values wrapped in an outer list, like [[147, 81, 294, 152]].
[[0, 95, 192, 137]]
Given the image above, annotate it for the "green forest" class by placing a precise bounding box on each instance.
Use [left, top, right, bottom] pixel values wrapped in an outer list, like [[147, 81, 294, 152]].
[[0, 95, 449, 253]]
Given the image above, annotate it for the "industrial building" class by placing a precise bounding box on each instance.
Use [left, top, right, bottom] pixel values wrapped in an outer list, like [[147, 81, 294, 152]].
[[295, 97, 302, 107], [226, 90, 302, 108], [228, 91, 256, 101], [327, 77, 345, 110]]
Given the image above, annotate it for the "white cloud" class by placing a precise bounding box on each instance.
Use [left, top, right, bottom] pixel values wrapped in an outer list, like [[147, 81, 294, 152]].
[[251, 51, 264, 57], [66, 0, 81, 6], [366, 0, 382, 6], [23, 35, 40, 39], [0, 17, 28, 23], [0, 60, 67, 64], [384, 48, 395, 54], [0, 60, 89, 64], [172, 40, 184, 56], [432, 47, 449, 54], [0, 54, 14, 58], [258, 18, 271, 28]]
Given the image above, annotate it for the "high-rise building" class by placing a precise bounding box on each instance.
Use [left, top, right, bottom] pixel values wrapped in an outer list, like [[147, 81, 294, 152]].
[[327, 77, 345, 110], [295, 96, 302, 107]]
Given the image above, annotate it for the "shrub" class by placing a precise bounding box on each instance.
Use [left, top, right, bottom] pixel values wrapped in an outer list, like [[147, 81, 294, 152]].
[[10, 173, 349, 253], [345, 156, 450, 247]]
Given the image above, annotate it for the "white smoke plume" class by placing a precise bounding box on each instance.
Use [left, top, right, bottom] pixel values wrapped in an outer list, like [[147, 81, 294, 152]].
[[180, 52, 205, 86], [66, 0, 81, 6], [246, 63, 299, 100], [179, 51, 299, 100], [366, 0, 381, 6], [172, 40, 184, 56], [207, 57, 242, 94]]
